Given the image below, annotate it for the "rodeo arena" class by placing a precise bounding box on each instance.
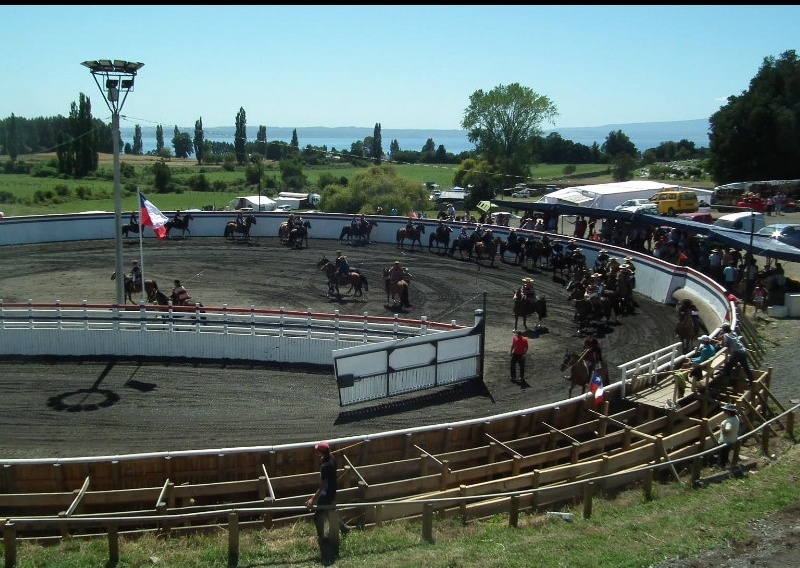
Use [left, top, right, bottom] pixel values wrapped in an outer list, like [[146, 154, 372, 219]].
[[1, 183, 799, 565]]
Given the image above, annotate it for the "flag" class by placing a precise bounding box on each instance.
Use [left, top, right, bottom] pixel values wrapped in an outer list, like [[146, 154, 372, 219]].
[[589, 372, 604, 405], [139, 192, 169, 240]]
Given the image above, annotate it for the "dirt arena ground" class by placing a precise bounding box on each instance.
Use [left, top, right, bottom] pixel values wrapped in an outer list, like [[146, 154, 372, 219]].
[[0, 235, 691, 459]]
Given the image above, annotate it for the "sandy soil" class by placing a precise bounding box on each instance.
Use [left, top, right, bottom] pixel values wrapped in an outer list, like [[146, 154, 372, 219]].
[[0, 236, 686, 459]]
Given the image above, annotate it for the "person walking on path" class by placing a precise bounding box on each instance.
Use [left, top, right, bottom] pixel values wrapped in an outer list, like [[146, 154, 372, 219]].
[[510, 330, 529, 383]]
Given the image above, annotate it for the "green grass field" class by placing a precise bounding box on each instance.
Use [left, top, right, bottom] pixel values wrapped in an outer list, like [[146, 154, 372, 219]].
[[0, 156, 664, 216]]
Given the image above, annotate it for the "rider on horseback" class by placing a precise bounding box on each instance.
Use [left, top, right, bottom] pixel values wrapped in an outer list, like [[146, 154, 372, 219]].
[[594, 249, 610, 273], [128, 210, 139, 227], [130, 260, 142, 289], [677, 298, 708, 335], [585, 273, 603, 313], [386, 260, 411, 307], [582, 335, 603, 375], [235, 211, 245, 231], [171, 279, 191, 306], [173, 210, 184, 225], [335, 254, 350, 276]]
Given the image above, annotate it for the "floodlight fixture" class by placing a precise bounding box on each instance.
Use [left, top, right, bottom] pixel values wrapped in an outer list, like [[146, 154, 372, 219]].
[[82, 58, 144, 305]]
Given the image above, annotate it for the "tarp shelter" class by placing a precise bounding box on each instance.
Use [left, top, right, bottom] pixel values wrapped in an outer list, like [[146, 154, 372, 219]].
[[540, 181, 714, 210], [225, 195, 276, 212]]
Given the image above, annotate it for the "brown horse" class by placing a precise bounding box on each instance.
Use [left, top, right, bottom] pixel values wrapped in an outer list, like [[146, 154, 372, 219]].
[[224, 214, 257, 242], [396, 223, 426, 252], [383, 267, 411, 308], [111, 272, 159, 305], [474, 236, 502, 266], [316, 257, 368, 299], [560, 350, 609, 397], [512, 289, 547, 331]]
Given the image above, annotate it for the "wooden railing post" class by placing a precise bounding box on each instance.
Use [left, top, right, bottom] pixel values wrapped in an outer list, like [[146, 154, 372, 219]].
[[422, 502, 434, 543], [228, 512, 239, 566]]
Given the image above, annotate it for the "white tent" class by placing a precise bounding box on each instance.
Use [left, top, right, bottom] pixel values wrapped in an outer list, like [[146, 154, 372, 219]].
[[225, 195, 277, 212], [540, 180, 712, 210]]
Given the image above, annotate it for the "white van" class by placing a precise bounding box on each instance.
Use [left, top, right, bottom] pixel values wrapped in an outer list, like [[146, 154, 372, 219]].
[[713, 211, 766, 233]]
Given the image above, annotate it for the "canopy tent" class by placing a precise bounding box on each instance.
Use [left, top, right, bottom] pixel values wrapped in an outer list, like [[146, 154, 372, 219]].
[[226, 195, 276, 212], [476, 200, 499, 213], [540, 181, 713, 209]]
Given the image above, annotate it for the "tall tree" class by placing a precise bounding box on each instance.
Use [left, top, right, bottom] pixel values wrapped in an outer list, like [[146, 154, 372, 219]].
[[6, 113, 19, 161], [709, 50, 800, 183], [256, 125, 267, 157], [194, 117, 205, 165], [389, 139, 400, 156], [172, 125, 193, 159], [132, 124, 143, 155], [371, 122, 383, 165], [461, 83, 558, 183], [290, 128, 299, 149], [156, 125, 164, 153], [69, 92, 98, 177], [601, 130, 638, 160], [234, 107, 247, 165]]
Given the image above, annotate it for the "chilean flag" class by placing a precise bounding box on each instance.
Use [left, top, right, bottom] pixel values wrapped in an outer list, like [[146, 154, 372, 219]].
[[139, 192, 168, 240], [589, 372, 604, 405]]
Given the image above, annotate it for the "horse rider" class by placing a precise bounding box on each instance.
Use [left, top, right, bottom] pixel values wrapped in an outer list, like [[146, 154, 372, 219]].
[[565, 238, 579, 254], [585, 273, 603, 313], [173, 209, 184, 225], [171, 279, 191, 306], [507, 228, 519, 248], [386, 260, 411, 308], [571, 247, 586, 270], [520, 277, 536, 304], [128, 210, 139, 227], [350, 214, 361, 231], [582, 335, 603, 376], [335, 254, 350, 277], [623, 256, 637, 288], [130, 260, 142, 289], [677, 298, 708, 335], [235, 210, 245, 231], [481, 228, 494, 247], [405, 216, 415, 233], [594, 249, 610, 273]]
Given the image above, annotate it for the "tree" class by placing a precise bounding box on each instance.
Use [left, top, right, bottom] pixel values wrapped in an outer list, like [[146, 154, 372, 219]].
[[278, 157, 307, 190], [389, 139, 400, 156], [6, 113, 19, 161], [152, 160, 172, 192], [371, 123, 383, 165], [709, 50, 800, 183], [290, 129, 299, 149], [611, 153, 637, 182], [319, 164, 427, 215], [132, 124, 143, 155], [69, 92, 98, 177], [461, 83, 558, 182], [256, 125, 267, 157], [234, 107, 247, 165], [156, 125, 164, 153], [171, 126, 193, 159], [601, 130, 638, 160], [194, 117, 205, 165]]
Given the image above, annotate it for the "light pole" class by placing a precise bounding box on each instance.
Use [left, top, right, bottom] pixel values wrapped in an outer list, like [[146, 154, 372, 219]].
[[82, 59, 144, 305]]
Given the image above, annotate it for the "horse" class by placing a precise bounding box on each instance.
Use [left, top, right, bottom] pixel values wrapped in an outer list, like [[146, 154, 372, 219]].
[[224, 214, 257, 241], [568, 282, 617, 330], [473, 236, 502, 266], [676, 311, 696, 354], [111, 272, 159, 305], [513, 290, 547, 331], [382, 267, 411, 308], [560, 350, 609, 398], [316, 256, 369, 299], [339, 219, 377, 244], [499, 236, 525, 265], [121, 222, 140, 239], [613, 272, 635, 315], [396, 223, 426, 252], [448, 232, 477, 260], [524, 239, 548, 270], [428, 224, 453, 253], [280, 220, 311, 249], [165, 213, 193, 238]]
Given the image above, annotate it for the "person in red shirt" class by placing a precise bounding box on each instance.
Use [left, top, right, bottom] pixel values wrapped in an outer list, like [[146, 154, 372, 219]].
[[510, 330, 529, 382]]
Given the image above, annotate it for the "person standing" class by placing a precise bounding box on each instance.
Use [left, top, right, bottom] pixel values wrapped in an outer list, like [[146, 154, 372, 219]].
[[715, 403, 740, 468], [510, 330, 529, 382], [716, 323, 755, 385], [305, 441, 349, 550]]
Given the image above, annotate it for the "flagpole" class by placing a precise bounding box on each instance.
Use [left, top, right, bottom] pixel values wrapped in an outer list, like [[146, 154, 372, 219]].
[[137, 188, 146, 304]]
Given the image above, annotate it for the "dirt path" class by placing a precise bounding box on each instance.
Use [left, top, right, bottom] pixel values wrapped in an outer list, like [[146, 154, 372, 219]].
[[0, 236, 690, 459]]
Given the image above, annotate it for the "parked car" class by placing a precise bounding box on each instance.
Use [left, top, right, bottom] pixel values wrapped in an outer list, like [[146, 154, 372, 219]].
[[756, 223, 800, 249], [511, 189, 532, 198], [713, 211, 766, 233], [614, 198, 651, 211], [618, 203, 658, 215]]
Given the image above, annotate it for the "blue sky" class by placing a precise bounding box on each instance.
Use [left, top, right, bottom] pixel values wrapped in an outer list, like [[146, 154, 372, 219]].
[[2, 6, 798, 131]]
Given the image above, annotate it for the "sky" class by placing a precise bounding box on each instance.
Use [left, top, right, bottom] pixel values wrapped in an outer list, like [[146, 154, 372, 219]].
[[2, 6, 798, 132]]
